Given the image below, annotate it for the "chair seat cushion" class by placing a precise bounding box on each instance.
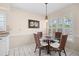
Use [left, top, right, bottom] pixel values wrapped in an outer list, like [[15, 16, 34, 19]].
[[40, 41, 48, 46], [40, 38, 48, 46], [50, 42, 60, 48], [40, 38, 43, 42]]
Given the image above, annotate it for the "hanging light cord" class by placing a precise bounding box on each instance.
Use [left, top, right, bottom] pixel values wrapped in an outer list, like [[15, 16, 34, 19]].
[[46, 3, 47, 17], [45, 3, 48, 19]]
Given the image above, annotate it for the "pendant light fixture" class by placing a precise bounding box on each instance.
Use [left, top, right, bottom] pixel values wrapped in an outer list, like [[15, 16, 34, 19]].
[[45, 3, 48, 20]]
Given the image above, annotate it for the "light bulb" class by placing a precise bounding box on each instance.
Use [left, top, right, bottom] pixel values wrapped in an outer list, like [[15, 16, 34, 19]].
[[45, 20, 48, 23]]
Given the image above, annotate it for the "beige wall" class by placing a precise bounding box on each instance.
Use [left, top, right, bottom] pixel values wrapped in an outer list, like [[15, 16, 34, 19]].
[[9, 8, 46, 48], [49, 4, 79, 51], [0, 4, 46, 48]]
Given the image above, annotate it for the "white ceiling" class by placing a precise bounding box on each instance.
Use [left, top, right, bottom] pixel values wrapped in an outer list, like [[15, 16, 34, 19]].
[[11, 3, 72, 16]]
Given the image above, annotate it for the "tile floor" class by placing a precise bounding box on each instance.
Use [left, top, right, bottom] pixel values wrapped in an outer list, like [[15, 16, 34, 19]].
[[8, 44, 79, 56]]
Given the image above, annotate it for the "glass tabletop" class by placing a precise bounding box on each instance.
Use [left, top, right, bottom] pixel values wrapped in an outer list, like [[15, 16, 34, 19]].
[[40, 36, 59, 43]]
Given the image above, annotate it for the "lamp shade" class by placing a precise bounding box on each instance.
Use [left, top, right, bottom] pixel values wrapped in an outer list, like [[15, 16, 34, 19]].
[[45, 15, 48, 20]]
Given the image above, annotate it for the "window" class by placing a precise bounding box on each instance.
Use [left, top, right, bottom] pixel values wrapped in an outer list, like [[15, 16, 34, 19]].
[[0, 13, 6, 31], [48, 17, 73, 37]]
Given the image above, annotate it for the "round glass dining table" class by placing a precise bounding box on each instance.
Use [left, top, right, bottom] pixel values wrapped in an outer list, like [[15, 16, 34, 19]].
[[40, 35, 59, 54]]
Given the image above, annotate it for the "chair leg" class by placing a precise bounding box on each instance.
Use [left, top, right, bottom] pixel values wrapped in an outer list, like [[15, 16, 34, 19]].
[[55, 50, 57, 53], [39, 48, 41, 56], [58, 50, 61, 56], [49, 50, 51, 55], [64, 49, 67, 56], [34, 46, 37, 53]]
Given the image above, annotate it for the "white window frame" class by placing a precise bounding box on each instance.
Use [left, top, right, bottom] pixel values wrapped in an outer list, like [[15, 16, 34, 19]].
[[0, 12, 7, 31]]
